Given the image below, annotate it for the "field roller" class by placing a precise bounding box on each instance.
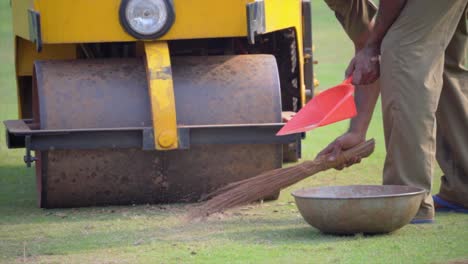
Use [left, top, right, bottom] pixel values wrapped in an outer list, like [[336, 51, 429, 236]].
[[5, 0, 317, 208], [25, 55, 287, 208]]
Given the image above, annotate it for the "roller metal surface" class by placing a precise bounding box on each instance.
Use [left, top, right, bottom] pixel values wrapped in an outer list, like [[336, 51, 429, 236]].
[[33, 55, 282, 208], [292, 185, 425, 234]]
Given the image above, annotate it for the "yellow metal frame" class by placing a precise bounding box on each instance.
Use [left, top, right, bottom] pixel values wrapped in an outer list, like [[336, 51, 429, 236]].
[[13, 0, 254, 43], [11, 0, 34, 40], [144, 42, 178, 150]]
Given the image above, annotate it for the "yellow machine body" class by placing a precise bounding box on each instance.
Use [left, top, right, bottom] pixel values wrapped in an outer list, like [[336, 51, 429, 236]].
[[6, 0, 315, 207], [13, 0, 302, 42], [12, 0, 307, 104]]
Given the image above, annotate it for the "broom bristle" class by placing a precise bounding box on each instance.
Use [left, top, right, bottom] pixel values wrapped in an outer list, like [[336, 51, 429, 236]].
[[187, 139, 375, 220]]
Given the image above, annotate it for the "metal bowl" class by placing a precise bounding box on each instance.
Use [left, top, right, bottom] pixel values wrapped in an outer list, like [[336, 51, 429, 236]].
[[292, 185, 425, 235]]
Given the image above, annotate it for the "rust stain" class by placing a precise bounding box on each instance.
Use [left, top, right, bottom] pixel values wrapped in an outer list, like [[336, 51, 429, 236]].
[[149, 66, 172, 80]]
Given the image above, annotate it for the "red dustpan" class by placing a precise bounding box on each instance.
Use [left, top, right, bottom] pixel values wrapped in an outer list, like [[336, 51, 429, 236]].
[[277, 78, 357, 136]]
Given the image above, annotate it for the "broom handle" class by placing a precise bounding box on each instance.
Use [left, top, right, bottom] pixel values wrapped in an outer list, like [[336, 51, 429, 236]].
[[266, 138, 376, 188], [302, 138, 376, 171], [203, 139, 375, 200]]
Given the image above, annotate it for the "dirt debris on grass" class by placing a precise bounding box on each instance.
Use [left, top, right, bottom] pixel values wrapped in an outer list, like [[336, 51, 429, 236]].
[[133, 239, 144, 246]]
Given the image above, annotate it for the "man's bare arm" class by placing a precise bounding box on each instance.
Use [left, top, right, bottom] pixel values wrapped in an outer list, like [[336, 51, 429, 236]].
[[349, 0, 407, 85], [348, 82, 380, 136], [366, 0, 407, 53], [347, 0, 407, 135], [319, 0, 408, 166]]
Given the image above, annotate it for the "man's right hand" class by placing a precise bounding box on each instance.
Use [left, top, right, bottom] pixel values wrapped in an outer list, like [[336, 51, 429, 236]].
[[317, 131, 366, 170], [345, 45, 380, 85]]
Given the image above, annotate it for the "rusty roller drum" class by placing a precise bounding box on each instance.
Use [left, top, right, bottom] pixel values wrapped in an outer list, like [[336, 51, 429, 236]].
[[32, 55, 283, 208]]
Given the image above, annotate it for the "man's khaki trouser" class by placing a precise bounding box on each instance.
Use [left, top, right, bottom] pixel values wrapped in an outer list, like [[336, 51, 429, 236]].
[[324, 0, 377, 44], [325, 0, 468, 218]]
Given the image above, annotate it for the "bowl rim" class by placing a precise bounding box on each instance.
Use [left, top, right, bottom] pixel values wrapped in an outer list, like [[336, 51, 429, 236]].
[[291, 185, 426, 200]]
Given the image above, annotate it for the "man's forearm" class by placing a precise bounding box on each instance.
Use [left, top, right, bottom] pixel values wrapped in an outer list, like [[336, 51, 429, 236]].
[[366, 0, 407, 52], [349, 82, 380, 136], [354, 20, 375, 51]]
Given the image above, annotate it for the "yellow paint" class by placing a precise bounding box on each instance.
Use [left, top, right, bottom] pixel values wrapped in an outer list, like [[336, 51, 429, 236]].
[[14, 0, 300, 45], [144, 41, 178, 150], [11, 0, 34, 40], [314, 78, 320, 88], [158, 130, 178, 149], [27, 0, 252, 43], [16, 37, 76, 76], [263, 0, 301, 33]]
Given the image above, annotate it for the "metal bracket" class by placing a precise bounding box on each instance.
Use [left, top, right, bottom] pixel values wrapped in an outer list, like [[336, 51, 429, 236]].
[[247, 0, 266, 45], [302, 0, 314, 100], [144, 41, 179, 150], [24, 135, 37, 167], [28, 9, 42, 52], [176, 124, 297, 150], [4, 120, 301, 154], [142, 128, 156, 151]]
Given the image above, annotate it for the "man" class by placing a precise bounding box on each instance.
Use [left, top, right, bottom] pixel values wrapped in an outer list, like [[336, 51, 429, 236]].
[[320, 0, 468, 223]]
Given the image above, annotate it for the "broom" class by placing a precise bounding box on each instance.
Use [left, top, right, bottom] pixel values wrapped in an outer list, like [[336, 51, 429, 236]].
[[188, 139, 375, 219]]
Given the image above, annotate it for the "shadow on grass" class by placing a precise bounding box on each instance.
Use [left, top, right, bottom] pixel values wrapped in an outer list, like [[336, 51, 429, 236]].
[[0, 164, 36, 205], [0, 164, 191, 225], [184, 215, 393, 244]]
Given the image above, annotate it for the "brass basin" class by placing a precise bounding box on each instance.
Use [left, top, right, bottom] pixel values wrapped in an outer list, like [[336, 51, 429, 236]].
[[292, 185, 425, 235]]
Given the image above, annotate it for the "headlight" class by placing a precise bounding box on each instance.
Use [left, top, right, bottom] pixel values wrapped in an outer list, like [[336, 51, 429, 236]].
[[119, 0, 175, 39]]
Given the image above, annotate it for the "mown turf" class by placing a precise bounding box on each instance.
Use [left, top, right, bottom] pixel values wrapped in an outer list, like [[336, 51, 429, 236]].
[[0, 1, 467, 263]]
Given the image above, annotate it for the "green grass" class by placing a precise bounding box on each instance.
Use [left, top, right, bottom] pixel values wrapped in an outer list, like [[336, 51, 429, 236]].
[[0, 1, 467, 263]]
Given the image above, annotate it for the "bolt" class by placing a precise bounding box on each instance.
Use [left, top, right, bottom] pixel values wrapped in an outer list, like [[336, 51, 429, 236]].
[[158, 130, 176, 148]]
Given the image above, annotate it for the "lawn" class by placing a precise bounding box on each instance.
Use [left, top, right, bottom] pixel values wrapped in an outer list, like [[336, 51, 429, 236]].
[[0, 1, 467, 263]]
